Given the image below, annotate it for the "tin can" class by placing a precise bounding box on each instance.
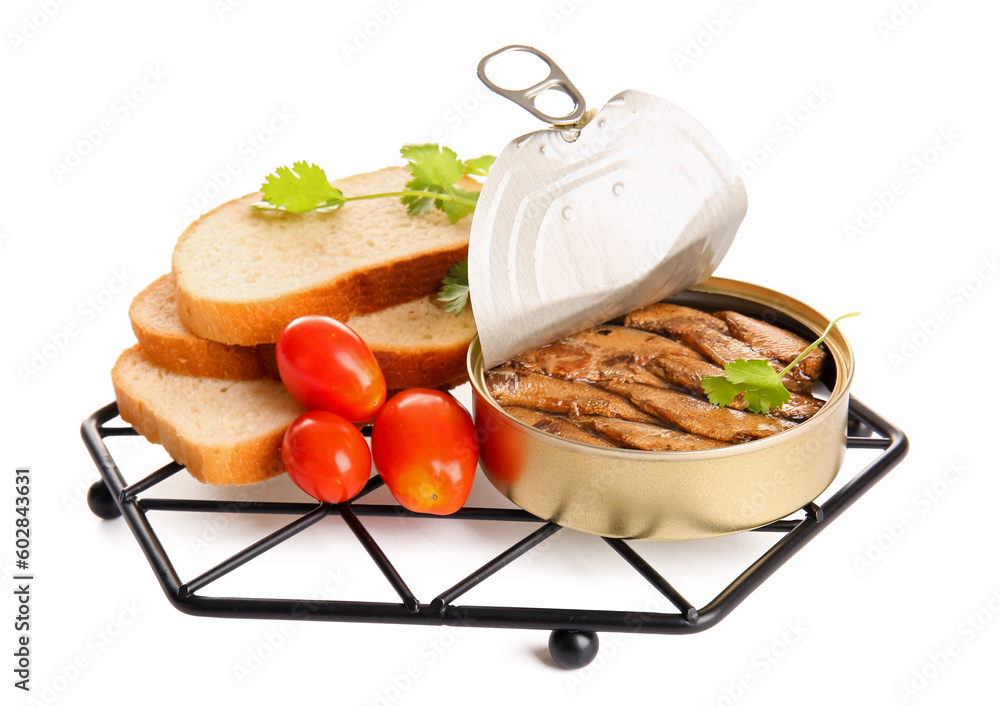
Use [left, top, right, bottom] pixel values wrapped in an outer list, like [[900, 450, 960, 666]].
[[467, 277, 854, 540]]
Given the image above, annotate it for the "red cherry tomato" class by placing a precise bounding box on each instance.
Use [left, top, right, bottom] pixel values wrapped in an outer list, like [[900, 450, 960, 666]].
[[371, 389, 479, 515], [276, 315, 386, 423], [281, 411, 372, 504]]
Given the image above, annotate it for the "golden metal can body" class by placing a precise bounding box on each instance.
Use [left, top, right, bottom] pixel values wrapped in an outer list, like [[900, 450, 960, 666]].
[[467, 278, 854, 541]]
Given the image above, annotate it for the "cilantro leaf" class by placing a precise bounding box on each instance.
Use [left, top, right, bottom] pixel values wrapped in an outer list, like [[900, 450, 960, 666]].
[[259, 161, 345, 213], [701, 312, 859, 415], [401, 144, 465, 188], [463, 155, 496, 176], [400, 179, 438, 216], [701, 374, 747, 409], [701, 360, 791, 415], [438, 260, 470, 315], [716, 359, 791, 415], [742, 385, 789, 416], [727, 358, 789, 414], [256, 144, 494, 225], [438, 185, 480, 224]]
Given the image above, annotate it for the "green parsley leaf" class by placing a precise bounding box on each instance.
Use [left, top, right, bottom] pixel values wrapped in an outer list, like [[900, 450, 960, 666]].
[[258, 144, 493, 222], [400, 178, 439, 217], [438, 260, 470, 315], [259, 161, 345, 213], [701, 373, 748, 409], [705, 359, 790, 415], [401, 144, 465, 188], [438, 185, 481, 224], [463, 155, 496, 176], [702, 312, 859, 414]]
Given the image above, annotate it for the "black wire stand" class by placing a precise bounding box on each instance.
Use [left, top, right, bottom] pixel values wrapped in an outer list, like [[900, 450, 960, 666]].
[[82, 396, 907, 669]]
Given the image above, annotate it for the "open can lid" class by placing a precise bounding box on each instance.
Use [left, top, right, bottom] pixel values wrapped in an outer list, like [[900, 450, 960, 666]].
[[468, 71, 748, 369]]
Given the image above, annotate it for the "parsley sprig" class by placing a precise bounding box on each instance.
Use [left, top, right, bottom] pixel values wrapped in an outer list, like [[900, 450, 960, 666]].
[[255, 144, 494, 224], [701, 312, 859, 414], [437, 261, 470, 315], [255, 144, 493, 315]]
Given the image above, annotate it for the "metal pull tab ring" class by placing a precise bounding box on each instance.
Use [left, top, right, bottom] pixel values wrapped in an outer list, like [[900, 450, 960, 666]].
[[477, 45, 587, 127]]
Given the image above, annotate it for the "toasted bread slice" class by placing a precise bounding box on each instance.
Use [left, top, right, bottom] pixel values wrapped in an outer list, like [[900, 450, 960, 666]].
[[130, 275, 279, 380], [111, 346, 306, 485], [130, 275, 476, 389], [172, 166, 478, 346], [347, 292, 476, 390]]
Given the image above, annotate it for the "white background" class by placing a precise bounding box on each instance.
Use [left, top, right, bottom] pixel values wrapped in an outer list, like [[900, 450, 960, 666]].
[[2, 1, 998, 704]]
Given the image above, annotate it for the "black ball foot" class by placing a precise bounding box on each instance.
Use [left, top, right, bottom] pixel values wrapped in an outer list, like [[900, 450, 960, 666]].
[[88, 480, 121, 520], [548, 629, 599, 669]]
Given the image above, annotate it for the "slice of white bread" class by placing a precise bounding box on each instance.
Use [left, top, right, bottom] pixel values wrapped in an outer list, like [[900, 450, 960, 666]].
[[130, 275, 279, 380], [172, 166, 479, 346], [131, 275, 477, 389], [112, 345, 306, 485], [340, 291, 476, 390]]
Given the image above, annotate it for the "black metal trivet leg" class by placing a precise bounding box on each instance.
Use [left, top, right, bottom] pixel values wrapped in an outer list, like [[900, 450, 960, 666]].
[[847, 408, 873, 437], [88, 480, 121, 520], [548, 630, 599, 669]]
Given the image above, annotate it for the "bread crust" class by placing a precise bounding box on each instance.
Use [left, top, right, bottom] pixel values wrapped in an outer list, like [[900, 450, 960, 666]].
[[172, 167, 478, 346], [131, 277, 280, 379], [112, 346, 292, 486], [139, 317, 469, 389], [119, 163, 481, 486], [133, 329, 280, 380], [374, 344, 468, 391], [135, 276, 472, 388], [174, 244, 468, 345], [111, 345, 469, 486]]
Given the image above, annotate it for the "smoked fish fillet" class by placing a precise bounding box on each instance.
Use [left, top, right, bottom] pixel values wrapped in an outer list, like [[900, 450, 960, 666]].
[[562, 325, 701, 364], [714, 310, 826, 381], [624, 302, 730, 337], [647, 354, 824, 422], [681, 328, 813, 394], [572, 415, 730, 451], [599, 381, 797, 443], [512, 341, 669, 388], [485, 369, 659, 424], [503, 406, 618, 448]]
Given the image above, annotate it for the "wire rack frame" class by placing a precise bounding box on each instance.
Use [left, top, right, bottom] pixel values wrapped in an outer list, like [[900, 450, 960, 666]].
[[82, 396, 907, 668]]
